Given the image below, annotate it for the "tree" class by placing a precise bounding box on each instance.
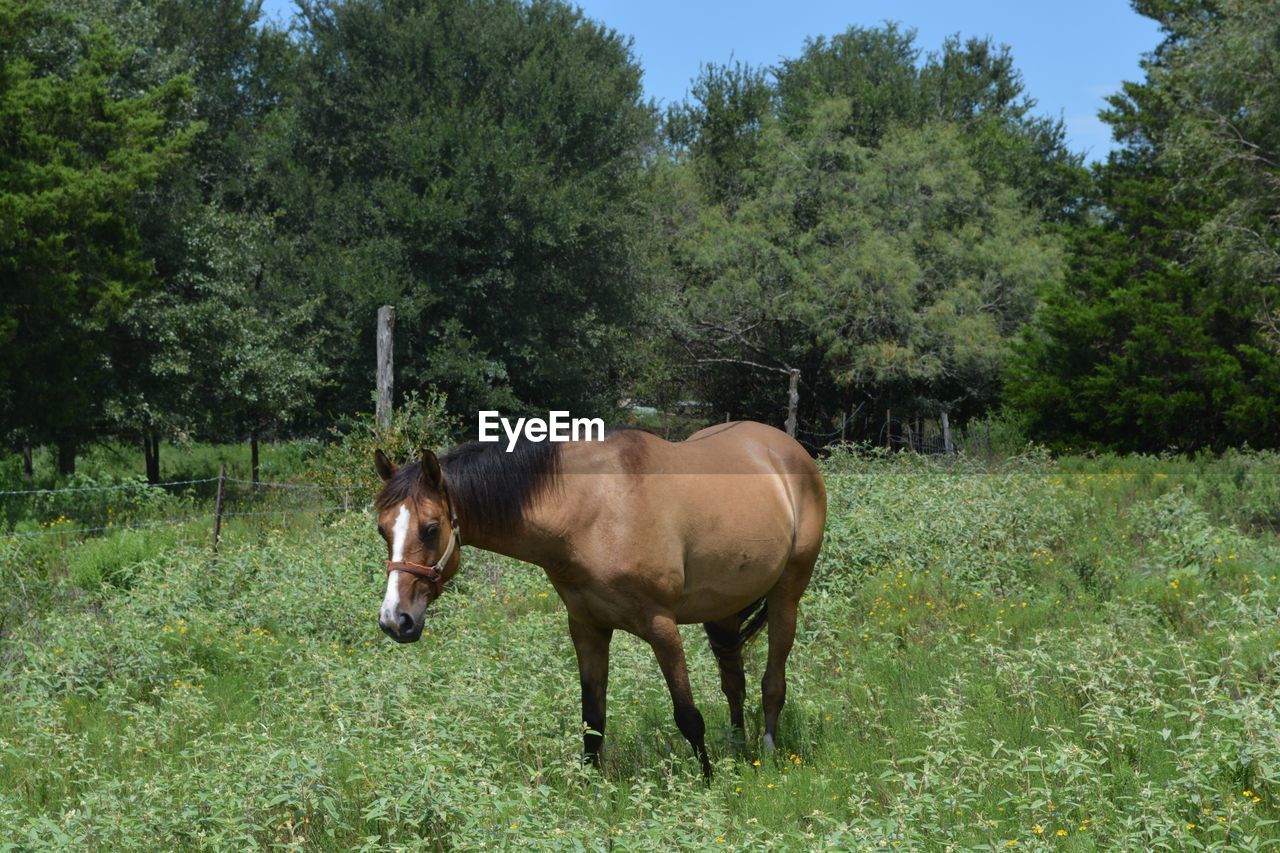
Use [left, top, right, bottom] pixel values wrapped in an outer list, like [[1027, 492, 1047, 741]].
[[116, 207, 325, 483], [0, 0, 193, 473], [773, 27, 1086, 221], [668, 109, 1060, 430], [39, 0, 313, 477], [270, 0, 658, 419], [652, 25, 1074, 436], [1005, 0, 1280, 451], [665, 61, 774, 208]]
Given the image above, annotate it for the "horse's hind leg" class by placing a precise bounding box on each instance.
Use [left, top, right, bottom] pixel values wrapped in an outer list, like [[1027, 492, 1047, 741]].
[[644, 612, 713, 779], [703, 616, 746, 733], [761, 554, 817, 751], [760, 599, 794, 751]]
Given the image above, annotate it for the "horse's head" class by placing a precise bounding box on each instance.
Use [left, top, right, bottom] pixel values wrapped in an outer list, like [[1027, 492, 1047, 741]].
[[373, 448, 462, 643]]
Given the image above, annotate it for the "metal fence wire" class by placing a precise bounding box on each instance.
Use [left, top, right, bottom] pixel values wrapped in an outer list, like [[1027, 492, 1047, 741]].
[[3, 416, 990, 543], [0, 478, 219, 497], [0, 471, 360, 545]]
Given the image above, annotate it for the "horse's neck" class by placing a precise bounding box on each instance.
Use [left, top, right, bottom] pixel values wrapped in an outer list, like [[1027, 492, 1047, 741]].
[[456, 511, 569, 569], [451, 440, 604, 572]]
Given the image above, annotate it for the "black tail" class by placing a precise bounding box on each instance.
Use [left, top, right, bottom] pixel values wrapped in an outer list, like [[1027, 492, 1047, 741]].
[[704, 596, 769, 652], [737, 596, 769, 645]]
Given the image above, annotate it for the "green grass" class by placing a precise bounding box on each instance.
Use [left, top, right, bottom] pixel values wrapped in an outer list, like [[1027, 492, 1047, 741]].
[[0, 448, 1277, 849]]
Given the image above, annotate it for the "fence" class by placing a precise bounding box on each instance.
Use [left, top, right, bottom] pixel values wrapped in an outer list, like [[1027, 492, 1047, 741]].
[[0, 469, 361, 548], [795, 414, 992, 457]]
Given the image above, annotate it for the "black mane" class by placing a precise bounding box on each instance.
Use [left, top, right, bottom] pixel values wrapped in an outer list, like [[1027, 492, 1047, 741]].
[[377, 426, 652, 531], [437, 437, 562, 531]]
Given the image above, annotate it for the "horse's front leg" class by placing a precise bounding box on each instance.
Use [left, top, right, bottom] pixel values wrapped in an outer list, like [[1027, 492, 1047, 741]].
[[568, 616, 613, 767], [642, 612, 713, 779]]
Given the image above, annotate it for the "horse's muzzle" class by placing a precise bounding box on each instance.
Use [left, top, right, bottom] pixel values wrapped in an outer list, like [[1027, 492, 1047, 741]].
[[379, 611, 423, 643]]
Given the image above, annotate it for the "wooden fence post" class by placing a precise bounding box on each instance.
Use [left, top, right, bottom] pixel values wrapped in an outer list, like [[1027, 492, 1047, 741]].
[[212, 463, 226, 554], [885, 409, 892, 450], [784, 368, 800, 437], [376, 305, 395, 432], [941, 411, 954, 454]]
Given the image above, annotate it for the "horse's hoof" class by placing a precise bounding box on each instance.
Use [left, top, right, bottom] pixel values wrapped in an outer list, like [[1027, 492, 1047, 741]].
[[762, 733, 776, 752], [727, 728, 747, 754]]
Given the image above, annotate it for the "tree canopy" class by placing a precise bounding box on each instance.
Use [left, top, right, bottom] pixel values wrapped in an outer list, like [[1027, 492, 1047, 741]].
[[0, 0, 193, 470], [655, 26, 1076, 435], [273, 0, 658, 418], [3, 0, 1275, 467], [1005, 0, 1280, 452]]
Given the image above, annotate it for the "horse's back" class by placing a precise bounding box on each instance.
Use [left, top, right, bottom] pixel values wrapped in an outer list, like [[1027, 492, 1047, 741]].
[[679, 420, 825, 555], [649, 422, 826, 621]]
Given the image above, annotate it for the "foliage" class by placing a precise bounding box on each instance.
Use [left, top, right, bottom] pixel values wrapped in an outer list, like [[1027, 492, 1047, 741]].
[[0, 439, 313, 495], [1148, 0, 1280, 296], [117, 205, 327, 442], [663, 110, 1062, 428], [88, 0, 308, 457], [653, 25, 1077, 435], [306, 391, 458, 502], [773, 28, 1087, 221], [0, 0, 194, 461], [0, 472, 178, 535], [265, 0, 658, 419], [665, 61, 775, 207], [1005, 0, 1280, 452], [1, 450, 1277, 848]]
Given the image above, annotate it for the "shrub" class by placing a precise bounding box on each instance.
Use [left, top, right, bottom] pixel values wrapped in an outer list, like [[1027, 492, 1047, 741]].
[[305, 390, 458, 502]]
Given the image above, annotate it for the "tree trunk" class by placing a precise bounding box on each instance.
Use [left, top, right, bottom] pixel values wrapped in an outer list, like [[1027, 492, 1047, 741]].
[[57, 438, 76, 476], [251, 431, 260, 488], [784, 368, 800, 438], [21, 445, 33, 482], [143, 432, 160, 484]]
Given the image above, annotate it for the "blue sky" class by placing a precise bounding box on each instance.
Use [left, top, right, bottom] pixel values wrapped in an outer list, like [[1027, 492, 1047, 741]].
[[258, 0, 1164, 162]]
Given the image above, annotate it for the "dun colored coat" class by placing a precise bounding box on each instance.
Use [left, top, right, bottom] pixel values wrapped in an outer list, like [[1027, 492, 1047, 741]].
[[372, 421, 827, 777]]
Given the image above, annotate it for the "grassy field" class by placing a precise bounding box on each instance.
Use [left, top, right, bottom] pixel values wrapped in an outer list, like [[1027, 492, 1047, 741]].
[[1, 445, 1278, 849]]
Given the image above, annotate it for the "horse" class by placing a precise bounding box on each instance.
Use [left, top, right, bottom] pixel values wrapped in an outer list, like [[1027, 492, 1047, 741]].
[[371, 421, 827, 778]]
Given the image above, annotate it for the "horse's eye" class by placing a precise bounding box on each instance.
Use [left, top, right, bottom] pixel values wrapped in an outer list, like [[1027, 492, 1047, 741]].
[[377, 525, 387, 540], [420, 523, 440, 544]]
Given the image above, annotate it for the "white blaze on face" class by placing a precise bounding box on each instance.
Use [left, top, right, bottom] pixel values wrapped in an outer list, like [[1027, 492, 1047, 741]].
[[379, 503, 411, 625]]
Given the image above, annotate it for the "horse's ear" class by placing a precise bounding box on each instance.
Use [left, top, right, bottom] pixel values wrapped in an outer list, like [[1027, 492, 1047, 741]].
[[419, 448, 444, 490], [374, 449, 396, 483]]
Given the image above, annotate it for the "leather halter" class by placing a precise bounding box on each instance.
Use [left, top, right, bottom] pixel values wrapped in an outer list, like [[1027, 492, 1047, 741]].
[[385, 485, 461, 600]]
